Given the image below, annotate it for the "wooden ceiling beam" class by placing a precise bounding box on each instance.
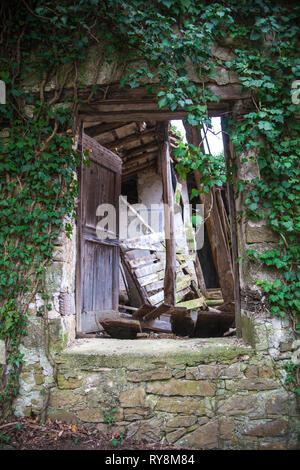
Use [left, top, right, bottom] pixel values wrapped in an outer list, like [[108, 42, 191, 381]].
[[123, 151, 158, 169], [102, 129, 157, 150], [122, 141, 159, 159], [122, 161, 156, 179], [80, 110, 188, 122], [76, 83, 250, 103]]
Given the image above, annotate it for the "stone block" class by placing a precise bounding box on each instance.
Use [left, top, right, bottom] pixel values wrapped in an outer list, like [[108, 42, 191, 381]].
[[241, 419, 289, 437], [126, 368, 172, 382], [165, 415, 197, 428], [175, 421, 219, 449], [245, 365, 259, 378], [57, 373, 83, 390], [124, 407, 150, 421], [246, 221, 278, 244], [217, 395, 261, 417], [22, 318, 44, 349], [76, 408, 105, 423], [45, 262, 63, 294], [147, 379, 216, 397], [49, 390, 85, 408], [34, 373, 45, 385], [166, 428, 188, 444], [48, 409, 77, 424], [119, 387, 146, 408], [219, 416, 235, 440], [126, 416, 164, 442], [225, 378, 278, 391], [265, 391, 291, 416], [259, 440, 289, 450], [186, 365, 219, 380], [219, 363, 243, 379], [155, 397, 207, 416]]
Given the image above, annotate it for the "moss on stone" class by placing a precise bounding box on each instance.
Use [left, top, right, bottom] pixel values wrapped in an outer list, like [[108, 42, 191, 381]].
[[57, 338, 253, 371], [241, 314, 256, 348]]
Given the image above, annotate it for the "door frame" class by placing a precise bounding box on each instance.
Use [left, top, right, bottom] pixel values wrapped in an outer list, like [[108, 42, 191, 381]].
[[75, 131, 122, 334]]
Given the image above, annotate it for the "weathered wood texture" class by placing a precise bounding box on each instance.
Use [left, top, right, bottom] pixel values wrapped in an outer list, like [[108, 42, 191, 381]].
[[100, 317, 141, 339], [76, 83, 251, 122], [160, 122, 176, 305], [183, 122, 234, 306], [78, 133, 122, 333], [170, 307, 196, 337], [120, 196, 205, 309], [221, 120, 242, 336]]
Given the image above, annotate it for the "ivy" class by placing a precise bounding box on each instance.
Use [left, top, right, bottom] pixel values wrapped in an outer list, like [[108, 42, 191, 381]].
[[0, 0, 300, 414]]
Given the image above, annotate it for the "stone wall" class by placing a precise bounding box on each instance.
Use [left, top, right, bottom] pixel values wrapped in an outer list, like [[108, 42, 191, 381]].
[[233, 147, 298, 360], [45, 338, 299, 450], [1, 41, 299, 449], [0, 220, 78, 416]]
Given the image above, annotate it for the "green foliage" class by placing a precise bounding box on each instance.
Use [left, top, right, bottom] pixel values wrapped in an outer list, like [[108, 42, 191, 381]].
[[0, 432, 11, 444], [111, 432, 124, 448], [0, 0, 299, 412], [285, 361, 297, 386], [174, 140, 226, 192], [102, 408, 117, 427]]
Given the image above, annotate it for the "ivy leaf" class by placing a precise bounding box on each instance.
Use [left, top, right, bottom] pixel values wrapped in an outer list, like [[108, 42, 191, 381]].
[[258, 121, 274, 131]]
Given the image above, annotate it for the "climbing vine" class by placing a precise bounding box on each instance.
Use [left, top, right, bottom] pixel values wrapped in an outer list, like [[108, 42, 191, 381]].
[[0, 0, 299, 415]]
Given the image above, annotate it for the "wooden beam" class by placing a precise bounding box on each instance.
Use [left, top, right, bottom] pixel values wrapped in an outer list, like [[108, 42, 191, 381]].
[[123, 141, 159, 159], [105, 129, 157, 151], [184, 122, 234, 305], [221, 118, 242, 337], [79, 110, 188, 122], [170, 307, 196, 337], [122, 161, 156, 179], [160, 122, 176, 305], [123, 153, 158, 174]]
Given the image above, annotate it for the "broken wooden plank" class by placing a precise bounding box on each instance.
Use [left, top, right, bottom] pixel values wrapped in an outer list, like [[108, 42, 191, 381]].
[[177, 254, 196, 262], [176, 297, 206, 310], [139, 265, 187, 288], [205, 299, 224, 306], [135, 261, 164, 278], [148, 286, 192, 306], [193, 254, 207, 294], [132, 304, 156, 320], [120, 231, 165, 250], [119, 304, 138, 312], [145, 273, 191, 294], [127, 254, 158, 269], [170, 307, 196, 337], [100, 317, 141, 339], [120, 251, 149, 306], [205, 288, 223, 300], [143, 303, 172, 321]]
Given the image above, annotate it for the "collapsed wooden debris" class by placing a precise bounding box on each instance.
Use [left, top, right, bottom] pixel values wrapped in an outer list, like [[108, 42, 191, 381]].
[[100, 192, 235, 339], [99, 302, 235, 339], [80, 121, 237, 340]]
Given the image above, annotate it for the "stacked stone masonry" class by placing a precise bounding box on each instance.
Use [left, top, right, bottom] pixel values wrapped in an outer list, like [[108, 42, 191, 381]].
[[0, 42, 299, 450], [40, 338, 299, 450]]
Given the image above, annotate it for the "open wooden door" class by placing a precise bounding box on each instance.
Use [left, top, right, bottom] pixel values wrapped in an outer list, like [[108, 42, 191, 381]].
[[76, 132, 122, 333]]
